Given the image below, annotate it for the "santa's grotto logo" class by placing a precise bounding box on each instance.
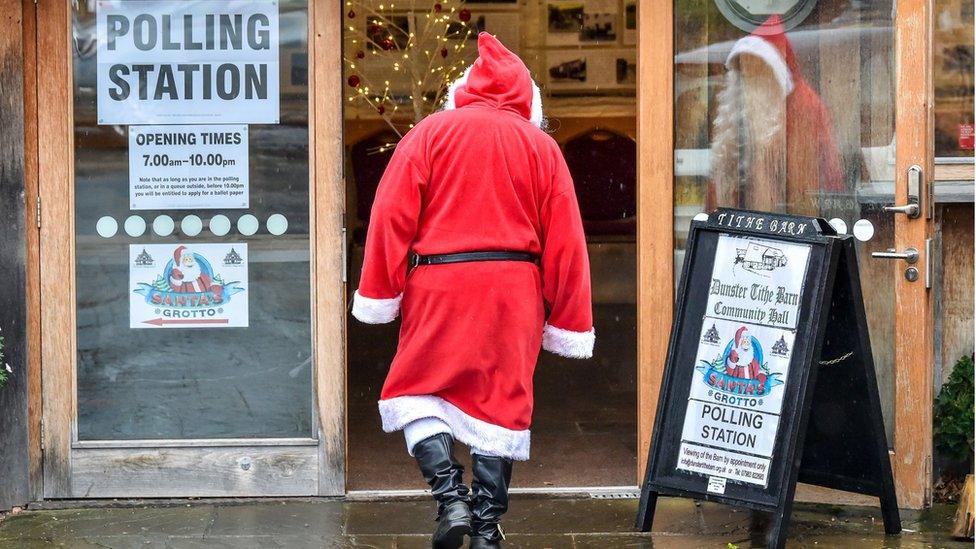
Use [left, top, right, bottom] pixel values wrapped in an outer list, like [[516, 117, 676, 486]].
[[696, 326, 783, 397], [133, 245, 245, 315]]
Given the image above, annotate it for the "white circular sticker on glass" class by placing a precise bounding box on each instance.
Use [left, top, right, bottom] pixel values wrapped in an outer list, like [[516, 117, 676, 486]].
[[210, 214, 231, 237], [828, 218, 848, 235], [853, 219, 875, 242], [267, 214, 288, 236], [181, 215, 203, 236], [95, 216, 118, 238], [124, 215, 147, 237], [153, 215, 175, 236], [237, 214, 260, 236]]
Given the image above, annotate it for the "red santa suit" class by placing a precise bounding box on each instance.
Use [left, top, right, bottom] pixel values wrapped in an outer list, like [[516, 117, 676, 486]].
[[725, 327, 765, 384], [352, 33, 594, 460], [170, 246, 222, 300]]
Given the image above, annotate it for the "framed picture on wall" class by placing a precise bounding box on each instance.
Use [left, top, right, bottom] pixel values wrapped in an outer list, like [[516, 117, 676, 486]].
[[443, 11, 521, 59], [623, 0, 637, 45], [467, 0, 519, 5], [365, 14, 411, 50], [547, 0, 618, 46], [546, 48, 636, 92]]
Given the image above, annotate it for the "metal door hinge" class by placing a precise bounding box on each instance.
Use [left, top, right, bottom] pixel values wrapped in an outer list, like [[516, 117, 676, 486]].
[[36, 196, 41, 229]]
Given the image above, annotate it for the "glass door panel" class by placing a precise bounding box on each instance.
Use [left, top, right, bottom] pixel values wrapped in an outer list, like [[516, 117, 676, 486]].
[[672, 1, 897, 439], [72, 1, 312, 441]]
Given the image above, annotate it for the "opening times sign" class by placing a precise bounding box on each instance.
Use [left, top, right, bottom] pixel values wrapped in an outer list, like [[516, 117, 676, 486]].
[[676, 234, 811, 488], [96, 0, 280, 125], [129, 125, 249, 210]]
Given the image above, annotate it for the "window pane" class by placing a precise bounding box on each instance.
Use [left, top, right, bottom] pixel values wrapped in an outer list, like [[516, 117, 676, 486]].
[[935, 0, 974, 157], [73, 1, 313, 440], [673, 1, 898, 440]]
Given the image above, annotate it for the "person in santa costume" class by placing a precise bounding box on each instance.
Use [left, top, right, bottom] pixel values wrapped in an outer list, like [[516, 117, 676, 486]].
[[708, 14, 843, 216], [169, 246, 222, 301], [725, 326, 766, 386], [352, 33, 593, 548]]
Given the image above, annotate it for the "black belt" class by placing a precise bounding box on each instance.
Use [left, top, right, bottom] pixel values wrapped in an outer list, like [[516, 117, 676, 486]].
[[410, 251, 538, 267]]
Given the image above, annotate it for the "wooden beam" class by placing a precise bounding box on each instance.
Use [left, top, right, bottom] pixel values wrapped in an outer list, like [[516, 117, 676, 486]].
[[71, 446, 318, 498], [893, 0, 935, 509], [36, 0, 73, 498], [311, 0, 346, 496], [20, 0, 41, 503], [636, 0, 673, 483], [0, 0, 30, 511]]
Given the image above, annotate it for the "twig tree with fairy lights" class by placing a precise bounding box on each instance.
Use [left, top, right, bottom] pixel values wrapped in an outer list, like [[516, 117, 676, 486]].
[[344, 1, 477, 138]]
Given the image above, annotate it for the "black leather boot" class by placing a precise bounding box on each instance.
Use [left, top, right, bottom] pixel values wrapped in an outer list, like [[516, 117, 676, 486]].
[[412, 433, 472, 549], [469, 453, 513, 548]]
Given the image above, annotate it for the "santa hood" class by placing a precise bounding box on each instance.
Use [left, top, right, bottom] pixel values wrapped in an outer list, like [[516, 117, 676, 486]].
[[443, 32, 544, 128], [725, 15, 797, 95]]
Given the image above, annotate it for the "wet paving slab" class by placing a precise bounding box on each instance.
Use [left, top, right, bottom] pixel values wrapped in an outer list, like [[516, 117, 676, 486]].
[[0, 496, 968, 548]]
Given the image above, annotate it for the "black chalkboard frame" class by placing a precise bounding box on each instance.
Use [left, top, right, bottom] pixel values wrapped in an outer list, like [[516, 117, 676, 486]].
[[635, 209, 900, 548]]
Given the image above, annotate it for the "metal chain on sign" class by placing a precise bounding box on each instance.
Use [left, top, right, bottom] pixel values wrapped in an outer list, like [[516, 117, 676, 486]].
[[819, 351, 854, 366]]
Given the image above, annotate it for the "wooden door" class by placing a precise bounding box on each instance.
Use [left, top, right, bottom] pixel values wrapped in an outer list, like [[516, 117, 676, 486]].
[[637, 0, 936, 509], [35, 0, 345, 498]]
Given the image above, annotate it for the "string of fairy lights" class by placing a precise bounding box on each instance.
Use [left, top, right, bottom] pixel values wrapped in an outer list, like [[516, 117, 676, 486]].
[[343, 1, 476, 139]]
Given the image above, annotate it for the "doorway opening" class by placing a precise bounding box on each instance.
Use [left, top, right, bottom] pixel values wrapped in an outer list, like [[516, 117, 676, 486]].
[[342, 1, 638, 490]]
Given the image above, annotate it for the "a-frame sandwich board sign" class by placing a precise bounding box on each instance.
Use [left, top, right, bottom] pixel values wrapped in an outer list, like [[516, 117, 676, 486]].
[[636, 208, 901, 549]]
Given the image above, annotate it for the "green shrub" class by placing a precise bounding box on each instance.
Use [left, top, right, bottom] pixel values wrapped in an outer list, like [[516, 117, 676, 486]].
[[934, 355, 975, 468]]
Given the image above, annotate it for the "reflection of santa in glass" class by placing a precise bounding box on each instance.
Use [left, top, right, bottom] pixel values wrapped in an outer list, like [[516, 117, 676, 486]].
[[708, 15, 843, 216], [169, 246, 222, 300], [725, 326, 766, 384]]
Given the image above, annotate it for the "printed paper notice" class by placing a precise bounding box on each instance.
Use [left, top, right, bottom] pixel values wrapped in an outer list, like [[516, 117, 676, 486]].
[[129, 125, 248, 210], [676, 235, 811, 487], [96, 1, 279, 125], [130, 243, 248, 329]]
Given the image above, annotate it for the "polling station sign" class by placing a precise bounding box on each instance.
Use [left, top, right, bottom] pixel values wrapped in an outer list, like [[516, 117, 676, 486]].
[[129, 125, 249, 210], [675, 235, 810, 488], [97, 1, 279, 125], [130, 243, 249, 329], [637, 209, 901, 549]]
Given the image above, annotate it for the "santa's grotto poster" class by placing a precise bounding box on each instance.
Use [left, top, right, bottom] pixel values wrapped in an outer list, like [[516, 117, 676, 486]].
[[129, 243, 248, 329]]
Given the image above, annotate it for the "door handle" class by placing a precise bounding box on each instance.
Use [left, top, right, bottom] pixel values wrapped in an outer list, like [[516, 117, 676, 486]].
[[883, 165, 922, 218], [882, 204, 920, 217], [871, 247, 919, 264]]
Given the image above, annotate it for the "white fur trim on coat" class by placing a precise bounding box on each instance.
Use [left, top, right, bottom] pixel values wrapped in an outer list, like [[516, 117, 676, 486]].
[[726, 35, 794, 95], [351, 291, 402, 324], [443, 64, 544, 129], [542, 323, 595, 359], [379, 395, 531, 461], [443, 65, 472, 111]]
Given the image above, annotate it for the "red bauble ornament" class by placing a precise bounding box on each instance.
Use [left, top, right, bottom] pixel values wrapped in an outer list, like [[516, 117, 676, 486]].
[[377, 105, 386, 115], [347, 9, 355, 18], [347, 74, 361, 87], [433, 3, 442, 12], [356, 50, 365, 59], [381, 38, 394, 50], [440, 47, 448, 58], [458, 9, 471, 22]]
